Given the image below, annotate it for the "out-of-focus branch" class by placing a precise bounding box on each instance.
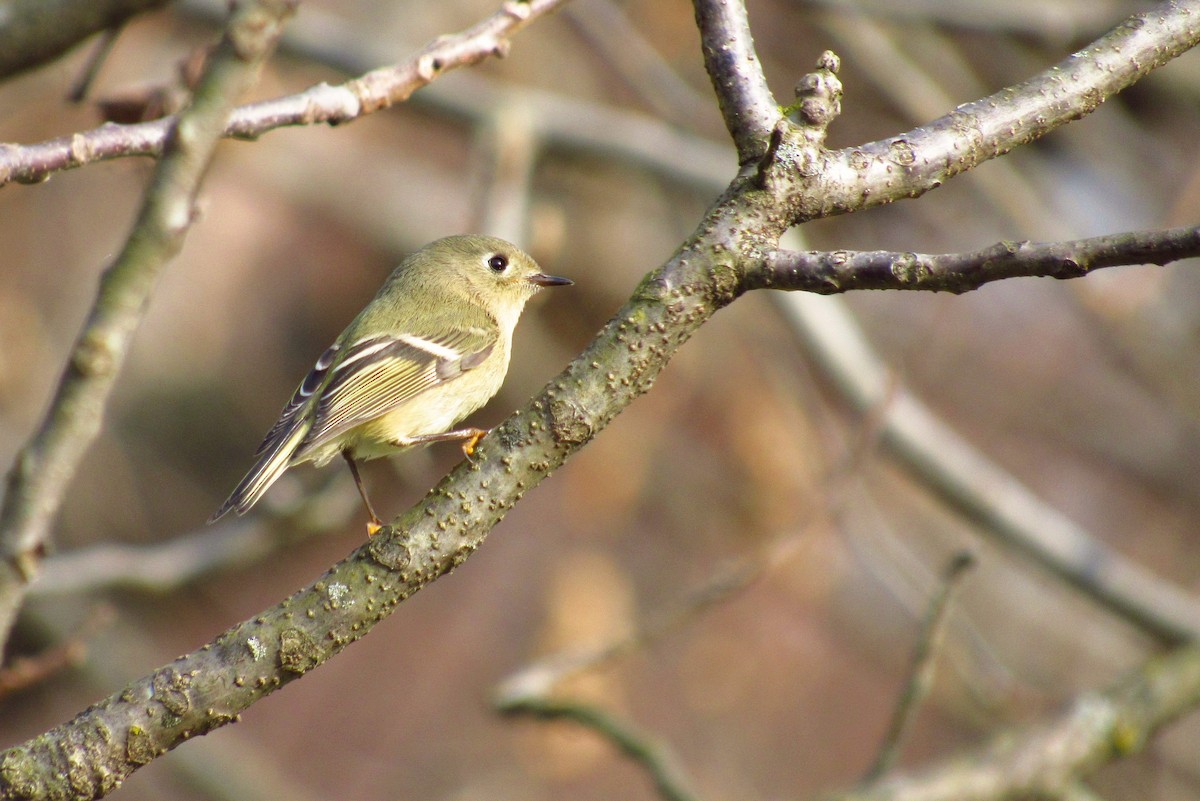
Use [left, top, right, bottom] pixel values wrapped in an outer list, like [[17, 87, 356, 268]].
[[496, 696, 703, 801], [863, 553, 975, 783], [798, 0, 1120, 39], [0, 0, 294, 666], [564, 0, 714, 127], [774, 288, 1200, 644], [836, 645, 1200, 801], [747, 227, 1200, 294], [0, 605, 113, 701], [219, 0, 736, 190], [31, 479, 359, 597], [0, 0, 167, 80], [0, 0, 571, 188]]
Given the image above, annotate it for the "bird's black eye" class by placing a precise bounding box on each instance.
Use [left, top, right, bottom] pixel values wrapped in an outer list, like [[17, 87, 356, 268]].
[[487, 254, 509, 273]]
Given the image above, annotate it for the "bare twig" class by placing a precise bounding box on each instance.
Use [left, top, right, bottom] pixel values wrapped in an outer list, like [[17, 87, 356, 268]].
[[748, 227, 1200, 294], [495, 556, 764, 702], [0, 0, 571, 188], [563, 0, 714, 126], [773, 287, 1200, 644], [835, 645, 1200, 801], [863, 553, 976, 783], [66, 23, 124, 103], [0, 0, 294, 659], [496, 697, 703, 801]]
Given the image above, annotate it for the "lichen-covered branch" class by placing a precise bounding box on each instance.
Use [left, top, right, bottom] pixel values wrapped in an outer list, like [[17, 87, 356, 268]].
[[746, 226, 1200, 294], [5, 2, 1200, 798], [0, 0, 294, 667], [0, 0, 571, 188], [0, 0, 168, 80]]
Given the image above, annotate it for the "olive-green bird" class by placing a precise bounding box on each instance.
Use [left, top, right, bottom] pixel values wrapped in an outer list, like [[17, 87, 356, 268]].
[[210, 234, 572, 529]]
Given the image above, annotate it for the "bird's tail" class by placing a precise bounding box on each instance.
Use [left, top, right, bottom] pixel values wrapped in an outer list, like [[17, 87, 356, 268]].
[[209, 423, 309, 523]]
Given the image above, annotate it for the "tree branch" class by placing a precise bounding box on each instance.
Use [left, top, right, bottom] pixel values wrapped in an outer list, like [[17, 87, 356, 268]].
[[692, 0, 779, 164], [5, 3, 1200, 797], [863, 553, 975, 784], [773, 287, 1200, 644], [791, 1, 1200, 223], [0, 0, 167, 80], [496, 697, 703, 801], [747, 226, 1200, 294], [0, 0, 294, 661], [837, 645, 1200, 801], [0, 0, 571, 188]]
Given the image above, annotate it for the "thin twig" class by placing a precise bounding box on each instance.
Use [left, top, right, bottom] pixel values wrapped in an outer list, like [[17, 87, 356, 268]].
[[563, 0, 713, 127], [863, 552, 976, 783], [0, 0, 572, 188], [496, 697, 703, 801], [495, 556, 764, 702], [836, 645, 1200, 801], [772, 285, 1200, 644], [66, 23, 124, 103], [0, 0, 295, 657]]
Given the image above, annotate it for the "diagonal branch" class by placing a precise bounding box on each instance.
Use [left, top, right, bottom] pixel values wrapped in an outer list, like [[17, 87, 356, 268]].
[[0, 0, 571, 188], [0, 0, 294, 658], [774, 286, 1200, 645], [837, 645, 1200, 801], [789, 0, 1200, 224], [746, 226, 1200, 294], [692, 0, 780, 164], [4, 4, 1200, 799]]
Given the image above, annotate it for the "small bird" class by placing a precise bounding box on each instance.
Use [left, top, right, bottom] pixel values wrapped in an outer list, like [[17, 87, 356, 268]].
[[210, 234, 572, 530]]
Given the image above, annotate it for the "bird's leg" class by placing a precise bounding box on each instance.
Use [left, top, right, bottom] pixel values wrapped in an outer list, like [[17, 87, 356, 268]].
[[343, 451, 384, 535], [394, 427, 489, 462]]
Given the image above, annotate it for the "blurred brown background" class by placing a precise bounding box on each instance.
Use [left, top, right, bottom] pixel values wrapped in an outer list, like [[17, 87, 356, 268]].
[[2, 0, 1200, 798]]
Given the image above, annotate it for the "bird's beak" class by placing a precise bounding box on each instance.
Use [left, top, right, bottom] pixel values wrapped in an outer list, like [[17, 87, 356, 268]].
[[527, 273, 574, 287]]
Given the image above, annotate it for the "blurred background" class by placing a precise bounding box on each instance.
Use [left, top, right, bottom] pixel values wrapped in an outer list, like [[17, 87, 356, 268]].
[[2, 0, 1200, 798]]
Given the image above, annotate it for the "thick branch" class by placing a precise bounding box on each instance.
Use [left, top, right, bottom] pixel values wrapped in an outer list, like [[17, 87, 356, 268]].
[[0, 0, 293, 660], [0, 0, 570, 188], [747, 226, 1200, 294], [692, 0, 779, 164], [4, 4, 1200, 798], [0, 0, 167, 80]]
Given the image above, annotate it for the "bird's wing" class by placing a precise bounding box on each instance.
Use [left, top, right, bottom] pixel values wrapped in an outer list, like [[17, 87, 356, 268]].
[[297, 326, 497, 456]]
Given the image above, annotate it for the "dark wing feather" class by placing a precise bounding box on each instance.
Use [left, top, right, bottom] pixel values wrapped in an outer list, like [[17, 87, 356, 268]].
[[254, 343, 341, 456]]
